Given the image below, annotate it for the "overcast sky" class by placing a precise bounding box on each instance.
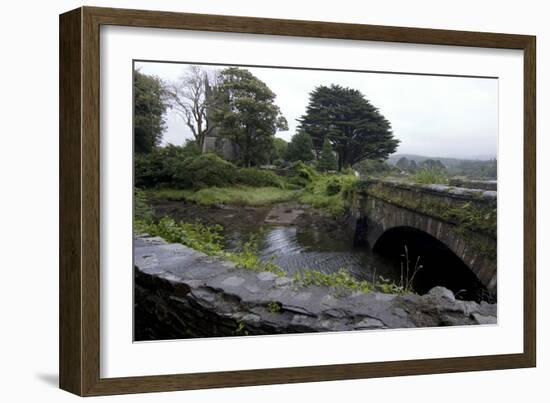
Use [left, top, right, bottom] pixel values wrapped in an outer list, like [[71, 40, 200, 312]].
[[136, 61, 498, 160]]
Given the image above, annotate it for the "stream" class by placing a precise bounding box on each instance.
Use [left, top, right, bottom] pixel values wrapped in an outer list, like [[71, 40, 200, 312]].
[[151, 201, 399, 284]]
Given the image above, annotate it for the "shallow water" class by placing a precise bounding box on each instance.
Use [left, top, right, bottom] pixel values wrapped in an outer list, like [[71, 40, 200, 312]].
[[151, 200, 492, 301], [218, 215, 398, 284], [152, 200, 398, 283]]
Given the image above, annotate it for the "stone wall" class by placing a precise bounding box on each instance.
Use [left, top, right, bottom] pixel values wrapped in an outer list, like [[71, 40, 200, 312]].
[[448, 178, 497, 191], [134, 235, 496, 341]]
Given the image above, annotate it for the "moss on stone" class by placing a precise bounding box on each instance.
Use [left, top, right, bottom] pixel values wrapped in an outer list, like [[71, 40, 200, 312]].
[[364, 183, 497, 239]]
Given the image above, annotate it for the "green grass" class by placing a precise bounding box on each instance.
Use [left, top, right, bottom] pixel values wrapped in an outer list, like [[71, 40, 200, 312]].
[[146, 188, 194, 201], [135, 217, 225, 256], [146, 167, 359, 216], [296, 174, 358, 215], [148, 186, 295, 206], [411, 168, 448, 185]]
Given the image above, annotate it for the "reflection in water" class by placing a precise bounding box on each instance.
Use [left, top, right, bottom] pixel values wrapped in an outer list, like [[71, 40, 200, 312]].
[[224, 224, 396, 283]]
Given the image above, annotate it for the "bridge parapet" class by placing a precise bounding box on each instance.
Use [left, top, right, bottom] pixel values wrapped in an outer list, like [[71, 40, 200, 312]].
[[354, 178, 496, 238], [350, 178, 497, 292]]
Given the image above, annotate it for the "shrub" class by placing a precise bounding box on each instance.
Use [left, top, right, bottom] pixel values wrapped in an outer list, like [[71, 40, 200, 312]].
[[134, 142, 201, 188], [296, 173, 358, 216], [134, 152, 172, 188], [287, 161, 318, 187], [236, 168, 285, 188], [325, 177, 343, 195], [135, 216, 224, 256], [183, 153, 238, 189]]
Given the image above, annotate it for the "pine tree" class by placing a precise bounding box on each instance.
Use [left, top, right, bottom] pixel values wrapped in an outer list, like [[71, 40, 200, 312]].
[[299, 84, 399, 170], [318, 137, 338, 172]]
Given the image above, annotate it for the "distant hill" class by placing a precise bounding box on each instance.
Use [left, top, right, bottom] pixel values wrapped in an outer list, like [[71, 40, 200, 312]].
[[387, 154, 496, 168]]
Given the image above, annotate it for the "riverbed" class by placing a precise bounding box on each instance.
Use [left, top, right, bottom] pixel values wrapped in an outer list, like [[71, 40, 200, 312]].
[[151, 200, 398, 284]]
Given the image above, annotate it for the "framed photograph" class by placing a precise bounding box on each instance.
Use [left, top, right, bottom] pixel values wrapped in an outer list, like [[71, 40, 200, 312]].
[[59, 6, 536, 396]]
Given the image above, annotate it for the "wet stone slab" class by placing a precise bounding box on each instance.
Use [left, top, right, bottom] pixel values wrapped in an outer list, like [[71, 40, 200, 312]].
[[134, 235, 497, 340]]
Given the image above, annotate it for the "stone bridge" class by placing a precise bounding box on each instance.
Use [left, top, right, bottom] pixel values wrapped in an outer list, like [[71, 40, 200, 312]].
[[349, 178, 497, 292]]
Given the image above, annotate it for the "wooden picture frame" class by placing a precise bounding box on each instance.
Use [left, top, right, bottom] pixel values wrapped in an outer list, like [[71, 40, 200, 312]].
[[59, 6, 536, 396]]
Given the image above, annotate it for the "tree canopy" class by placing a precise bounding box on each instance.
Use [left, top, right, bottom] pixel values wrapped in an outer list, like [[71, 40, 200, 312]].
[[298, 84, 399, 170], [134, 70, 170, 154], [213, 67, 288, 167], [285, 131, 315, 162], [317, 137, 338, 172]]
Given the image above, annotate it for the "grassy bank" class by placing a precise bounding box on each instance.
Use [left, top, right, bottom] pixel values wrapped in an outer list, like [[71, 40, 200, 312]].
[[135, 217, 409, 295], [145, 171, 358, 215], [147, 186, 296, 206], [296, 174, 357, 216]]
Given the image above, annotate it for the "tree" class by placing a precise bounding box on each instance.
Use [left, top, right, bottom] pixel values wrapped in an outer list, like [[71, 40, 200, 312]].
[[170, 66, 222, 150], [395, 157, 411, 171], [354, 159, 394, 177], [420, 159, 446, 172], [298, 84, 399, 170], [213, 67, 288, 167], [134, 70, 170, 154], [269, 137, 288, 164], [317, 137, 338, 172], [285, 131, 314, 162]]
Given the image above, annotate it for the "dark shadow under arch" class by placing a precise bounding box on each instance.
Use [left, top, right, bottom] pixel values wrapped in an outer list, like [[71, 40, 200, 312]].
[[372, 226, 493, 302]]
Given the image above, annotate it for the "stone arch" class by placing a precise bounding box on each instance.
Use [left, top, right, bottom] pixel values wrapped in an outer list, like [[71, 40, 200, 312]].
[[359, 195, 497, 293], [371, 226, 490, 301]]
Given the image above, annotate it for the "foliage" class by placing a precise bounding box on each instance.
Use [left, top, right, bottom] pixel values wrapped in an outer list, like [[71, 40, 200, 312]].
[[354, 159, 395, 177], [270, 137, 289, 164], [325, 177, 343, 195], [236, 168, 284, 188], [134, 143, 199, 188], [134, 188, 154, 222], [395, 156, 412, 172], [411, 168, 449, 184], [135, 217, 282, 276], [147, 186, 295, 206], [135, 217, 224, 256], [212, 67, 288, 167], [287, 161, 319, 187], [266, 301, 282, 313], [136, 217, 412, 296], [296, 173, 358, 216], [227, 238, 286, 276], [365, 183, 497, 238], [449, 158, 497, 179], [235, 321, 249, 336], [298, 84, 399, 170], [419, 159, 447, 172], [293, 268, 372, 293], [292, 267, 410, 296], [136, 148, 290, 190], [285, 131, 315, 162], [133, 70, 171, 154], [185, 187, 294, 206], [317, 137, 338, 172], [183, 153, 239, 188]]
